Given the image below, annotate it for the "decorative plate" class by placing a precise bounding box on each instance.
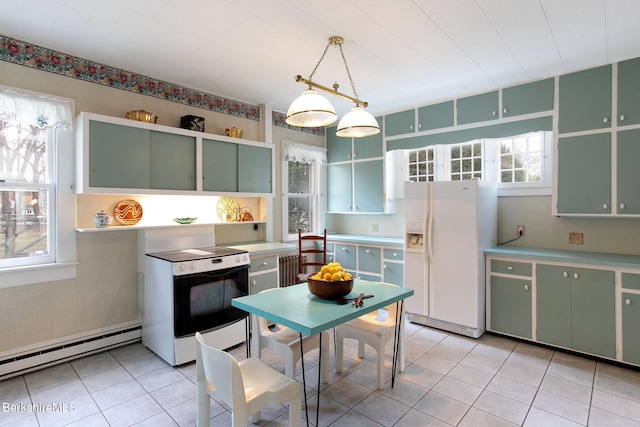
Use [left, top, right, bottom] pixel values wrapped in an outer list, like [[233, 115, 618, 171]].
[[217, 196, 239, 221], [173, 217, 197, 225], [114, 199, 143, 225]]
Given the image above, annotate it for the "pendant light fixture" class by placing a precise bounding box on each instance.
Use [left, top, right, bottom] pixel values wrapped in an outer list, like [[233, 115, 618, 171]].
[[285, 36, 380, 138]]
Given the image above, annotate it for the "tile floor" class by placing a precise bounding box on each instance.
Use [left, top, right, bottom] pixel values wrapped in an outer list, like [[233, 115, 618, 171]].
[[2, 321, 640, 426]]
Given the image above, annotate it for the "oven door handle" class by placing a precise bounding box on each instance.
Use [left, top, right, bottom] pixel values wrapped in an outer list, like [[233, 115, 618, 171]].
[[197, 264, 249, 279]]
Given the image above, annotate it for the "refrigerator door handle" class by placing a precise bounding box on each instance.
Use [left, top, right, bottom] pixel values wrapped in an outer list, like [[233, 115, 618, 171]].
[[426, 212, 434, 263]]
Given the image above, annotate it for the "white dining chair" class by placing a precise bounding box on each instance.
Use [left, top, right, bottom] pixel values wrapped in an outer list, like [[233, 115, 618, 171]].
[[334, 282, 405, 390], [251, 288, 330, 384], [195, 332, 302, 427]]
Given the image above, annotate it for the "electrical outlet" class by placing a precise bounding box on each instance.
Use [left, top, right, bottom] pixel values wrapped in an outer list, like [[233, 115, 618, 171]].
[[569, 232, 583, 244], [517, 225, 525, 236], [372, 223, 379, 232]]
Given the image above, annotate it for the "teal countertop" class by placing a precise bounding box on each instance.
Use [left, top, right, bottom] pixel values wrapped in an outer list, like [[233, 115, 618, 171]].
[[485, 246, 640, 269], [325, 234, 403, 247], [224, 241, 297, 256]]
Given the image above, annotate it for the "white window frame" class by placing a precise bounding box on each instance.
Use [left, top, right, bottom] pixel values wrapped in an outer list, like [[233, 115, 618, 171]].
[[0, 87, 77, 288], [281, 141, 326, 242], [403, 131, 552, 196]]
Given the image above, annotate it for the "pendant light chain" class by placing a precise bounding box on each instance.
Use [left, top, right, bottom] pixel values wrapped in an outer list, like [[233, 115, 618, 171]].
[[308, 41, 332, 81], [337, 43, 360, 102]]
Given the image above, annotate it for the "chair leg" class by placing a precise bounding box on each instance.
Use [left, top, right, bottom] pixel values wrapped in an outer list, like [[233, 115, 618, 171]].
[[377, 341, 386, 390], [357, 341, 365, 359], [321, 334, 330, 383], [335, 337, 344, 373], [288, 391, 302, 427], [196, 381, 210, 427], [249, 411, 261, 423]]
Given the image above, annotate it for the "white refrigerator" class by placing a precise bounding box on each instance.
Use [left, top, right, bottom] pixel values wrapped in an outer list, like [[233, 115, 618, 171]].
[[403, 180, 497, 338]]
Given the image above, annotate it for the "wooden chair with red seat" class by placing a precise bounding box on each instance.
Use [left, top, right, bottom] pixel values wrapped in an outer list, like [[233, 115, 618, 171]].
[[297, 229, 327, 283]]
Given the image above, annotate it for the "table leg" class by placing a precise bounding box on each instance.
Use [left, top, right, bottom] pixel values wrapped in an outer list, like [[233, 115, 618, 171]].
[[245, 316, 250, 359], [298, 332, 321, 427], [299, 333, 309, 427], [391, 299, 404, 388]]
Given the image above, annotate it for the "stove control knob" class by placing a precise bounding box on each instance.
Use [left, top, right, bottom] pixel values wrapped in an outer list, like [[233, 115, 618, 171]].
[[243, 255, 249, 262], [177, 264, 187, 272], [188, 263, 195, 270], [235, 256, 241, 263]]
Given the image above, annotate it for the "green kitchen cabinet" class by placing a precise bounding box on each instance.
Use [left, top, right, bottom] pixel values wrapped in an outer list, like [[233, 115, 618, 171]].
[[559, 65, 612, 134], [617, 129, 640, 214], [385, 109, 415, 137], [238, 144, 272, 193], [149, 131, 196, 191], [326, 125, 351, 163], [88, 121, 151, 189], [457, 91, 499, 125], [202, 138, 238, 192], [490, 276, 532, 339], [357, 246, 381, 274], [202, 140, 272, 193], [617, 57, 640, 127], [334, 243, 356, 271], [556, 133, 611, 214], [353, 116, 383, 160], [622, 292, 640, 365], [536, 264, 615, 359], [502, 78, 554, 117], [353, 160, 384, 212], [418, 101, 454, 131], [327, 163, 352, 212], [383, 261, 403, 287]]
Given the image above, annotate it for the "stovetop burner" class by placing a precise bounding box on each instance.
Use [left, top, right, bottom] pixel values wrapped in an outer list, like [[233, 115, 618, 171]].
[[146, 246, 247, 263]]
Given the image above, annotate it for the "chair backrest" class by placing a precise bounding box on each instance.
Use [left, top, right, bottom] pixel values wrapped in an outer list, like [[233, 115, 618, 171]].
[[195, 332, 247, 412], [297, 229, 327, 281]]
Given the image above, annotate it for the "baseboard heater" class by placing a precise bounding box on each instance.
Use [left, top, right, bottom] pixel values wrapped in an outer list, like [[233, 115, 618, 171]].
[[406, 312, 484, 339], [0, 325, 142, 380]]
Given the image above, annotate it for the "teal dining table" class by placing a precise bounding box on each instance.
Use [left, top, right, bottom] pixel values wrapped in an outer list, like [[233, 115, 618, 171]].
[[232, 279, 414, 426]]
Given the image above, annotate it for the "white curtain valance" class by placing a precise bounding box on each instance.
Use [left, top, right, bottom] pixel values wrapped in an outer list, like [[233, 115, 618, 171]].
[[0, 85, 73, 130], [283, 141, 327, 165]]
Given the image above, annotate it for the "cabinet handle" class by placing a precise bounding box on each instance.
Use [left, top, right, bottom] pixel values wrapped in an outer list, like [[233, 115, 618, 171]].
[[524, 284, 529, 291], [251, 280, 256, 286], [492, 110, 497, 117], [603, 117, 609, 123], [507, 266, 514, 271], [347, 154, 351, 159], [366, 250, 370, 254], [563, 271, 569, 278], [262, 261, 268, 266], [383, 264, 388, 270], [342, 247, 347, 251], [620, 114, 626, 121], [91, 168, 96, 173], [393, 253, 398, 257], [626, 298, 632, 305], [409, 124, 414, 130], [620, 203, 626, 210], [418, 123, 422, 129], [603, 203, 609, 210], [573, 272, 579, 279], [503, 108, 508, 114]]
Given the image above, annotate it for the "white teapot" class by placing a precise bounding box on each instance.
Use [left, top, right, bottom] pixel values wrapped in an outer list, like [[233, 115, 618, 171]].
[[93, 210, 112, 228]]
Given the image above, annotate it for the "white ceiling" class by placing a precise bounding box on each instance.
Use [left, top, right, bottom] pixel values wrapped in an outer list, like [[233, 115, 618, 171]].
[[2, 0, 640, 118]]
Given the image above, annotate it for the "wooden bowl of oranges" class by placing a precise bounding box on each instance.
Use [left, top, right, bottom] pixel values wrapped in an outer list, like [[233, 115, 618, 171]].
[[307, 262, 354, 300]]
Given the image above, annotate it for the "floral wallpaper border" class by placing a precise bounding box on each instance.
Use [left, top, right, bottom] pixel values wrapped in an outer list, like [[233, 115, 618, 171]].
[[0, 34, 323, 136]]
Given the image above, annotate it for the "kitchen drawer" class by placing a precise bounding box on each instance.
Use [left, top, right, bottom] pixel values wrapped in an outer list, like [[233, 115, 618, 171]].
[[622, 273, 640, 291], [250, 270, 278, 294], [359, 272, 381, 282], [335, 244, 356, 270], [358, 246, 381, 273], [491, 259, 532, 276], [383, 249, 404, 261], [250, 255, 278, 272]]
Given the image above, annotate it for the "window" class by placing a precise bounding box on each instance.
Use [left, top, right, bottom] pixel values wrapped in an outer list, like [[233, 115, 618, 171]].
[[405, 131, 551, 195], [0, 85, 77, 287], [498, 133, 542, 183], [282, 141, 325, 241], [0, 125, 55, 267]]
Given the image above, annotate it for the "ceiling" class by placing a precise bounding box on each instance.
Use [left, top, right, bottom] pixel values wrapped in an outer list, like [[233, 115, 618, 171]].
[[2, 0, 640, 118]]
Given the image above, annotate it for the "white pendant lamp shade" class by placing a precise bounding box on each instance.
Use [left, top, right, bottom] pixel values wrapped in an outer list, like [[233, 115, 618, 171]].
[[336, 106, 380, 138], [285, 89, 337, 127]]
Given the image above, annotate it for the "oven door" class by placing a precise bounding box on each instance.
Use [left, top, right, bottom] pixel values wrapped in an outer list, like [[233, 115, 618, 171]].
[[173, 264, 249, 338]]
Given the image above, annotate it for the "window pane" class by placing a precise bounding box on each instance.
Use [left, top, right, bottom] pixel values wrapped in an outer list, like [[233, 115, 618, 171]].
[[1, 189, 49, 261], [288, 196, 312, 234], [288, 162, 311, 194], [409, 151, 417, 162], [451, 160, 460, 173], [0, 123, 49, 184], [451, 146, 460, 159], [473, 143, 482, 157], [501, 170, 513, 182], [462, 159, 472, 172], [461, 144, 471, 158]]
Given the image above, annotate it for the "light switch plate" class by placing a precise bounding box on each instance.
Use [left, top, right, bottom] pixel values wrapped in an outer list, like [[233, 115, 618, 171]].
[[569, 232, 583, 244]]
